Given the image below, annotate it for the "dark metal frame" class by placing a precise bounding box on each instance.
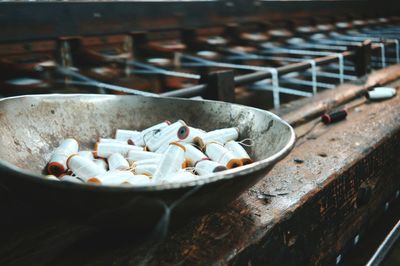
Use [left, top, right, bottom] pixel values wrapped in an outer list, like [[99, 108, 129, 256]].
[[0, 1, 399, 42], [1, 1, 399, 104]]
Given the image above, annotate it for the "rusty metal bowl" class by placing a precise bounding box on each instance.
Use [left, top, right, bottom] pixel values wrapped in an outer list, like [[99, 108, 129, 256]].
[[0, 94, 295, 231]]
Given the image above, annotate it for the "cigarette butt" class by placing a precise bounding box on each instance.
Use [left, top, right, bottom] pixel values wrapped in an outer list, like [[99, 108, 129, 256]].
[[195, 160, 227, 175], [78, 150, 95, 160], [47, 138, 79, 176], [153, 142, 186, 181], [108, 153, 130, 171], [241, 158, 253, 165], [60, 175, 84, 183], [88, 170, 135, 185], [87, 177, 102, 185], [224, 140, 253, 165], [366, 87, 396, 100], [321, 110, 347, 124], [195, 128, 239, 149], [182, 159, 191, 169], [67, 154, 105, 181], [44, 174, 60, 181], [47, 161, 65, 176], [93, 159, 108, 171], [226, 159, 243, 169], [165, 170, 198, 183]]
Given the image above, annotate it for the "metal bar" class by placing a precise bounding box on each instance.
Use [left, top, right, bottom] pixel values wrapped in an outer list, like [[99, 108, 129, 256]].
[[315, 39, 364, 46], [330, 33, 382, 42], [371, 57, 399, 64], [280, 77, 336, 90], [128, 61, 200, 79], [337, 53, 345, 83], [260, 47, 333, 57], [56, 66, 159, 97], [366, 219, 400, 266], [56, 45, 379, 100], [288, 43, 348, 51], [303, 70, 358, 81], [250, 82, 313, 97], [160, 84, 205, 98], [182, 54, 277, 72], [234, 51, 354, 86], [379, 43, 387, 68], [306, 59, 317, 94], [327, 63, 355, 71]]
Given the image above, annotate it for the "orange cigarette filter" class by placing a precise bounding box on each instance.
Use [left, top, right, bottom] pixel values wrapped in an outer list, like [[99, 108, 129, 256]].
[[194, 128, 239, 149], [47, 138, 79, 176], [204, 142, 243, 169], [224, 140, 253, 165], [153, 142, 186, 181], [67, 154, 106, 181]]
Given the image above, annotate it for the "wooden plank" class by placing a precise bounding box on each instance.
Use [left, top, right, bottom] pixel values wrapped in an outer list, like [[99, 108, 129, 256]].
[[104, 81, 399, 266], [1, 72, 400, 265], [274, 64, 400, 126]]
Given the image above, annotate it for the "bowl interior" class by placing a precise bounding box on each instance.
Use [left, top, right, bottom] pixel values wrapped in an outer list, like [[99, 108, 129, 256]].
[[0, 94, 293, 176]]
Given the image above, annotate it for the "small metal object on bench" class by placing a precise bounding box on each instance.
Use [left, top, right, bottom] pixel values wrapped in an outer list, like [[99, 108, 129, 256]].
[[321, 109, 348, 124]]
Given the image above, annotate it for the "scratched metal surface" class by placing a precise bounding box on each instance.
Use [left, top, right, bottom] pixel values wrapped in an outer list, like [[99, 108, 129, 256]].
[[0, 94, 294, 244], [0, 94, 294, 186]]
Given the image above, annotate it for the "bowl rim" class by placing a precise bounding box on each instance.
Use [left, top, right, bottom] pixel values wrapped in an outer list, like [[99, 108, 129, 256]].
[[0, 93, 296, 192]]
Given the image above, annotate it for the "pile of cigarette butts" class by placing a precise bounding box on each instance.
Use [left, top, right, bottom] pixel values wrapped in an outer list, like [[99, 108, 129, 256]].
[[45, 120, 253, 187]]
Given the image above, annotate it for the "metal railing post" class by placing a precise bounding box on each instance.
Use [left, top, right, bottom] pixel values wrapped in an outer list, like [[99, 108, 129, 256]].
[[201, 70, 235, 103]]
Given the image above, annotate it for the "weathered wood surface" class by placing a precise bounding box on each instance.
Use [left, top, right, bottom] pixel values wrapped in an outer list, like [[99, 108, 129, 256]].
[[275, 64, 400, 126], [1, 69, 400, 266]]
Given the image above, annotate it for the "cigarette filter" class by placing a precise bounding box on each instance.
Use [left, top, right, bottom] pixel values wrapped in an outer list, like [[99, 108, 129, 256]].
[[366, 87, 396, 100], [129, 120, 172, 146], [125, 174, 154, 186], [194, 128, 239, 149], [94, 142, 143, 158], [98, 138, 127, 144], [115, 129, 141, 142], [60, 175, 84, 183], [44, 175, 60, 181], [93, 159, 108, 171], [141, 120, 171, 135], [108, 153, 130, 171], [321, 110, 347, 124], [87, 170, 135, 185], [205, 142, 243, 169], [67, 155, 106, 181], [132, 163, 158, 176], [131, 157, 162, 166], [47, 138, 79, 176], [145, 120, 189, 151], [126, 121, 171, 146], [127, 136, 144, 146], [184, 143, 209, 167], [184, 127, 206, 143], [166, 170, 198, 183], [78, 150, 95, 161], [126, 150, 163, 163], [224, 140, 253, 165], [195, 160, 227, 176], [153, 142, 186, 181], [155, 142, 170, 154]]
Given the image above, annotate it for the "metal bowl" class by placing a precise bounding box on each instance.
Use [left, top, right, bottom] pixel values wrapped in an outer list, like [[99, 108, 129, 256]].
[[0, 94, 295, 230]]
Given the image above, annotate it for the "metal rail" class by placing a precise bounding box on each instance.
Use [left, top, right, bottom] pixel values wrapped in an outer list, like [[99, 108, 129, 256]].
[[367, 219, 400, 266], [161, 51, 354, 98], [50, 23, 398, 106]]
